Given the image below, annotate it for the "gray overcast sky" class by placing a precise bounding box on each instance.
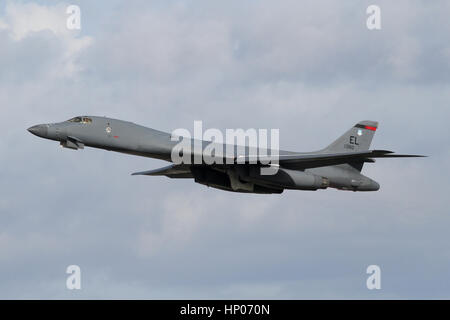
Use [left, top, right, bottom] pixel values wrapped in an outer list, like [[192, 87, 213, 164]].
[[0, 0, 449, 299]]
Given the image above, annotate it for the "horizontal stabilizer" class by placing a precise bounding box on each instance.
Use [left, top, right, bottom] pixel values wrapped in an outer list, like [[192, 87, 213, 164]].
[[239, 150, 426, 170], [367, 154, 426, 158]]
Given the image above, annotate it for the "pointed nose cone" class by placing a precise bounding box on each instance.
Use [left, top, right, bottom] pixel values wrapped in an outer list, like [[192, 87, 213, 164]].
[[27, 124, 48, 138]]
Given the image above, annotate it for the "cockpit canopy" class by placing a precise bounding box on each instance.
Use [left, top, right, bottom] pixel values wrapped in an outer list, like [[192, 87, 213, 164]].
[[67, 116, 92, 124]]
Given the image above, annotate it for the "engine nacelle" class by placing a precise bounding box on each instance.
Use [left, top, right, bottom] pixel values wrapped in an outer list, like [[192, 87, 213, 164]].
[[248, 167, 329, 191], [191, 166, 283, 194]]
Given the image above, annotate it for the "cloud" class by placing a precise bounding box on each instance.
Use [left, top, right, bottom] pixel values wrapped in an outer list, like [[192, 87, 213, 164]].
[[0, 1, 92, 79], [0, 0, 449, 299]]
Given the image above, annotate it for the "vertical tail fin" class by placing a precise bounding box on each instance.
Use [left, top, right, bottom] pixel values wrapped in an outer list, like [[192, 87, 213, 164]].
[[321, 120, 378, 171], [322, 120, 378, 153]]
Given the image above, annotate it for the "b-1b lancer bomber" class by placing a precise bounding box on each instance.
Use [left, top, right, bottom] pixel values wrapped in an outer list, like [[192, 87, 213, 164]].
[[28, 117, 424, 194]]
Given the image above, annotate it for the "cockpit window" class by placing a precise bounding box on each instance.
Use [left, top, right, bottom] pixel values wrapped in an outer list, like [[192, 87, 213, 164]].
[[67, 117, 92, 124]]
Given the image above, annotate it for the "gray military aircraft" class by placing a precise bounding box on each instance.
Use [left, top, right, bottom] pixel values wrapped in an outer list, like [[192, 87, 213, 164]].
[[28, 116, 424, 194]]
